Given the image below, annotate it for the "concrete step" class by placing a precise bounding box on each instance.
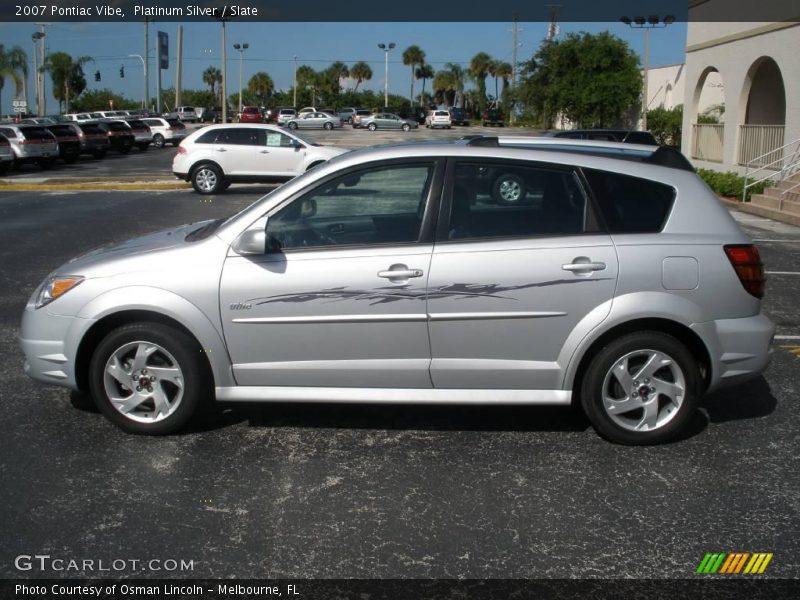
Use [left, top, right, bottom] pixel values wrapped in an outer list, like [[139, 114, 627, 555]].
[[749, 193, 800, 214], [763, 185, 800, 203], [732, 199, 800, 227]]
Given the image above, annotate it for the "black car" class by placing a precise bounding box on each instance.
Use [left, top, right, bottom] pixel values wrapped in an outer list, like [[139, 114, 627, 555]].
[[549, 129, 658, 145], [449, 107, 470, 126], [45, 124, 82, 163], [396, 106, 427, 124], [100, 121, 135, 153], [76, 122, 111, 158]]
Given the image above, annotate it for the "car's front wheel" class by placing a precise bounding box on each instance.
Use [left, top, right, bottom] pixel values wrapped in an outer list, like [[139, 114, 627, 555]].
[[88, 322, 211, 435], [368, 123, 377, 131], [191, 163, 224, 194], [323, 122, 334, 130], [287, 122, 298, 130], [402, 123, 411, 131], [580, 332, 701, 445], [152, 133, 165, 148]]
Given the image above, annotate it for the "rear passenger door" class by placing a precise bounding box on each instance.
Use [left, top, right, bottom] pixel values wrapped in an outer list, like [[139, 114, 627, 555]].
[[426, 159, 619, 391], [212, 127, 259, 175]]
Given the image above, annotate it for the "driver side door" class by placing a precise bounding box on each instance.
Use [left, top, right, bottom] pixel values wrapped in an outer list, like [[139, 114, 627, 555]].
[[220, 159, 443, 389]]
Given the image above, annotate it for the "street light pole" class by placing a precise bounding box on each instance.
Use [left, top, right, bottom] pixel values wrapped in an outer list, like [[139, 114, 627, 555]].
[[378, 42, 395, 108], [233, 42, 249, 114], [293, 55, 298, 108], [620, 14, 675, 131], [129, 54, 146, 109]]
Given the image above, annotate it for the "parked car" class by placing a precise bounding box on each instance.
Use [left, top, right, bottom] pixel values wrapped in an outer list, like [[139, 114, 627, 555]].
[[297, 106, 318, 116], [426, 110, 452, 129], [62, 113, 98, 123], [141, 117, 187, 148], [0, 133, 13, 174], [396, 106, 427, 124], [448, 107, 470, 126], [21, 136, 774, 443], [97, 111, 128, 119], [121, 119, 153, 151], [549, 129, 659, 145], [21, 117, 57, 125], [75, 122, 111, 158], [99, 120, 135, 154], [275, 108, 297, 126], [351, 109, 373, 128], [0, 124, 59, 169], [172, 123, 347, 194], [238, 106, 264, 124], [337, 107, 360, 123], [44, 123, 82, 163], [285, 112, 342, 130], [175, 106, 199, 123], [360, 112, 418, 131], [482, 108, 505, 126]]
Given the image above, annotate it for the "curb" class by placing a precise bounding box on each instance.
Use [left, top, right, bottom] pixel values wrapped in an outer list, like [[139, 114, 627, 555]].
[[0, 180, 191, 192]]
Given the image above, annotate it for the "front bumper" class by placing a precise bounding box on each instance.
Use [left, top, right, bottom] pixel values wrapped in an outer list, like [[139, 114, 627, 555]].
[[692, 312, 775, 392]]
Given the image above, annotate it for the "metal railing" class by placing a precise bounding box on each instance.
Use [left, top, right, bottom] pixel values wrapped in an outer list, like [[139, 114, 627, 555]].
[[742, 137, 800, 209], [738, 124, 785, 167], [691, 123, 724, 162]]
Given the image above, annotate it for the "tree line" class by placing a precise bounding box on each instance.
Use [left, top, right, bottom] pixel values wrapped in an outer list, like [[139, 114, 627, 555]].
[[4, 32, 652, 128]]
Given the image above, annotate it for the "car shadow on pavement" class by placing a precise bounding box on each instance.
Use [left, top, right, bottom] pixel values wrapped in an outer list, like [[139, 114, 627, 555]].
[[699, 375, 777, 423]]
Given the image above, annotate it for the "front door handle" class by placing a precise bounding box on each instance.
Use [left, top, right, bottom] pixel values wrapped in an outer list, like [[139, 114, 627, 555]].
[[216, 148, 227, 153], [259, 150, 269, 154], [378, 265, 424, 280], [562, 259, 606, 273]]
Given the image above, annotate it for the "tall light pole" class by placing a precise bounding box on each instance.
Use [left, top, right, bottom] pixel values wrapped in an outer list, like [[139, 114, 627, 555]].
[[33, 26, 46, 116], [620, 14, 675, 130], [128, 54, 147, 109], [377, 42, 395, 108], [292, 55, 298, 108], [233, 42, 249, 113]]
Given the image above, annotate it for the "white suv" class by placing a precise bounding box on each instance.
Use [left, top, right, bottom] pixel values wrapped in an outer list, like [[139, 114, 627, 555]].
[[141, 117, 188, 148], [172, 124, 347, 194], [426, 110, 452, 129]]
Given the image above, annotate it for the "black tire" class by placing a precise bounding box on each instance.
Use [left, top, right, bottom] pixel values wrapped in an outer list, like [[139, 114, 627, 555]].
[[491, 173, 527, 205], [152, 133, 165, 148], [0, 161, 9, 175], [323, 121, 334, 130], [92, 149, 107, 159], [367, 123, 377, 131], [580, 331, 701, 445], [88, 322, 211, 435], [12, 158, 22, 171], [120, 144, 132, 154], [38, 158, 55, 170], [191, 163, 224, 194], [137, 143, 149, 152], [402, 123, 411, 132], [63, 152, 79, 164], [288, 122, 298, 130]]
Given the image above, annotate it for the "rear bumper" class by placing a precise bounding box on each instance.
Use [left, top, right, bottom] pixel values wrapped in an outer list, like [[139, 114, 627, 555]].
[[692, 312, 775, 392]]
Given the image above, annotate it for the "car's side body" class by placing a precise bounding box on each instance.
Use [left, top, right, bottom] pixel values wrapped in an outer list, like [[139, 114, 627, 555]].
[[0, 124, 59, 167], [285, 112, 343, 130], [361, 113, 418, 131]]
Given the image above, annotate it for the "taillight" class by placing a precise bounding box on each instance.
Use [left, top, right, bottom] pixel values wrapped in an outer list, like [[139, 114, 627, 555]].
[[724, 244, 765, 298], [177, 145, 186, 154]]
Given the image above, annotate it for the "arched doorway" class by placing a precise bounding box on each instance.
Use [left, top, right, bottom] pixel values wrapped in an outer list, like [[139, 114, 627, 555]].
[[691, 67, 726, 162], [738, 57, 786, 165]]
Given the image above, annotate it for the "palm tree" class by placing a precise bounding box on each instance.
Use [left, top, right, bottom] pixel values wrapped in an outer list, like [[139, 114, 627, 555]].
[[402, 45, 425, 106], [432, 69, 456, 107], [415, 64, 434, 107], [45, 52, 92, 113], [203, 66, 222, 97], [469, 52, 493, 113], [247, 72, 274, 105], [6, 46, 28, 110], [444, 62, 467, 107], [0, 45, 23, 117], [495, 62, 513, 108], [350, 61, 372, 92]]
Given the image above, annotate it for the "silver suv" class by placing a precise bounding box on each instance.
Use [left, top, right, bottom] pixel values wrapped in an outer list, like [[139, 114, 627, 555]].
[[19, 137, 774, 444]]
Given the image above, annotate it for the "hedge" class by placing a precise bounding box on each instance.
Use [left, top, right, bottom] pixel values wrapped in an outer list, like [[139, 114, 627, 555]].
[[696, 168, 772, 201]]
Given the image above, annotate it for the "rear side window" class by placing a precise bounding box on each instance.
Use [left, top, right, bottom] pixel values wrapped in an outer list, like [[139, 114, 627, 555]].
[[105, 122, 130, 132], [216, 128, 258, 145], [79, 124, 105, 135], [0, 128, 17, 138], [167, 119, 185, 129], [20, 127, 53, 140], [446, 162, 587, 241], [583, 169, 675, 233], [47, 125, 75, 136]]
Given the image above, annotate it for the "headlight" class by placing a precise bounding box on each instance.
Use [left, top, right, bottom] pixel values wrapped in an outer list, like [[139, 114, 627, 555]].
[[35, 276, 84, 309]]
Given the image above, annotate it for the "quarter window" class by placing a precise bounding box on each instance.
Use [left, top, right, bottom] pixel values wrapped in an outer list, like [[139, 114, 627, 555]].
[[266, 163, 435, 250], [582, 169, 675, 233], [445, 162, 587, 241]]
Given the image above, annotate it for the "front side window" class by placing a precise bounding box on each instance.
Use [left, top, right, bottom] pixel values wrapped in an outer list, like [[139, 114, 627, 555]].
[[263, 131, 295, 148], [266, 162, 435, 251], [445, 162, 587, 241]]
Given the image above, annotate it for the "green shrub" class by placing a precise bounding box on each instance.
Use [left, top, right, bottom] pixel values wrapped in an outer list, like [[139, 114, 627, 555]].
[[696, 168, 772, 201]]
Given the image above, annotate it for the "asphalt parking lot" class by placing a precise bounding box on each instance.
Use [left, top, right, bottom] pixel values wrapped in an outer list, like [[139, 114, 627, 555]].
[[0, 187, 798, 580]]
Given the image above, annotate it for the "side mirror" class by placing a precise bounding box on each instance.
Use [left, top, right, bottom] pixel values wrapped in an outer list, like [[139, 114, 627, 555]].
[[291, 139, 304, 150], [232, 229, 266, 255]]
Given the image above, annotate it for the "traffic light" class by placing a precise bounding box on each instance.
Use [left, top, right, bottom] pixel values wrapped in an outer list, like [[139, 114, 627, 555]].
[[119, 66, 124, 78], [94, 70, 101, 82]]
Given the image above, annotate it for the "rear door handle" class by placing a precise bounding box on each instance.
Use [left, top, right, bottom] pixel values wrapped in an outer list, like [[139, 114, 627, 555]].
[[259, 150, 269, 154], [562, 260, 606, 272], [216, 148, 227, 153]]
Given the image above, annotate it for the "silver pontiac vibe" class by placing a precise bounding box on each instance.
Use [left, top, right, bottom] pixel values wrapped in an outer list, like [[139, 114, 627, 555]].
[[19, 138, 775, 444]]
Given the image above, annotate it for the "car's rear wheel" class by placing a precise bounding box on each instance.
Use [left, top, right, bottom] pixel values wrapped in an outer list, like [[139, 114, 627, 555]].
[[137, 143, 149, 151], [0, 162, 9, 175], [152, 134, 165, 148], [288, 122, 298, 130], [89, 322, 211, 435], [368, 123, 377, 131], [38, 158, 55, 170], [92, 149, 107, 159], [580, 332, 700, 445], [191, 163, 224, 194], [402, 123, 411, 131], [492, 174, 526, 204], [323, 122, 334, 130]]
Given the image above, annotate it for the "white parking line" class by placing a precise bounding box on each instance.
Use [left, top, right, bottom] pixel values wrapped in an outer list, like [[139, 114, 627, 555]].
[[766, 271, 800, 275]]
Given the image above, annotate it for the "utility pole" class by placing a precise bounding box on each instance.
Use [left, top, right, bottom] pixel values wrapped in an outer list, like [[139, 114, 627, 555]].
[[34, 24, 47, 116], [292, 55, 298, 108], [129, 54, 146, 108], [221, 19, 228, 122], [510, 16, 520, 125], [233, 42, 249, 113]]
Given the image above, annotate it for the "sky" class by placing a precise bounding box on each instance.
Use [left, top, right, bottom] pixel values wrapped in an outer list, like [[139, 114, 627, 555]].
[[0, 20, 687, 115]]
